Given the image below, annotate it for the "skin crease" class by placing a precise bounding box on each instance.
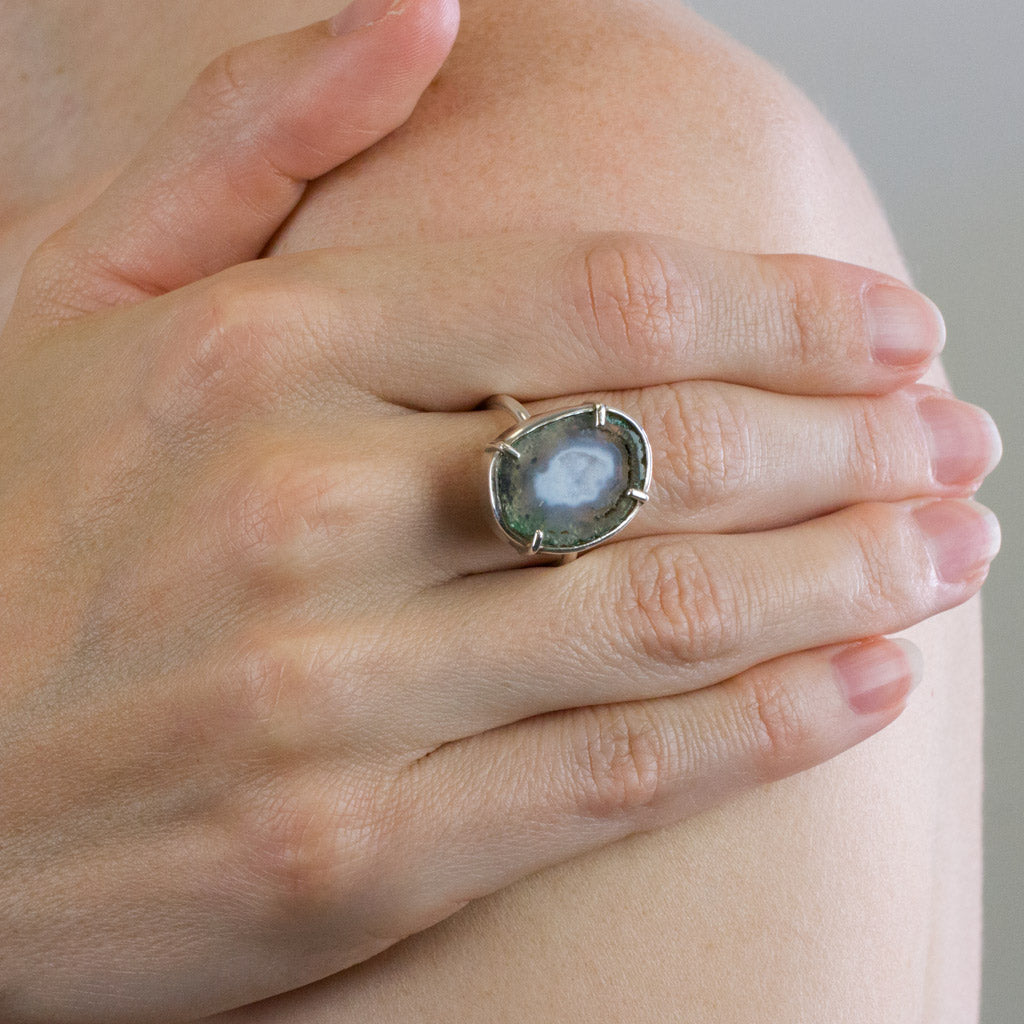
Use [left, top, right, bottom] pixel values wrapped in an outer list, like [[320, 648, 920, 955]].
[[0, 0, 981, 1021]]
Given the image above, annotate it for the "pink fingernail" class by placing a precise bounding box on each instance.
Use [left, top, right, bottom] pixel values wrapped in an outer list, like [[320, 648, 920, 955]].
[[329, 0, 400, 35], [863, 283, 946, 367], [832, 638, 922, 716], [917, 395, 1002, 487], [913, 500, 1001, 584]]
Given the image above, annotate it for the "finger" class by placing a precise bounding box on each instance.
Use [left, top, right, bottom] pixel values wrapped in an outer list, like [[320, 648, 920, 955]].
[[380, 381, 1001, 579], [20, 0, 459, 321], [164, 378, 1001, 619], [203, 381, 999, 588], [166, 233, 948, 415], [359, 498, 997, 752], [378, 638, 921, 930], [386, 233, 944, 397], [506, 383, 1003, 531]]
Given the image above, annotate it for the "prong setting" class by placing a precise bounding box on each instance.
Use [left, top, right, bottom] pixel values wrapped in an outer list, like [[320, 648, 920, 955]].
[[485, 440, 521, 460], [484, 399, 652, 559]]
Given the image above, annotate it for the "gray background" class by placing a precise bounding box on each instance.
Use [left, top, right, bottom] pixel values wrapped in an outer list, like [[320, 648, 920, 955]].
[[687, 1, 1022, 1017]]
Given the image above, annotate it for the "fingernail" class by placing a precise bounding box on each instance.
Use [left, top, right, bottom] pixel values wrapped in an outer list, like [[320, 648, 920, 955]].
[[918, 396, 1003, 487], [863, 283, 946, 367], [832, 638, 922, 716], [913, 500, 1001, 584], [329, 0, 399, 35]]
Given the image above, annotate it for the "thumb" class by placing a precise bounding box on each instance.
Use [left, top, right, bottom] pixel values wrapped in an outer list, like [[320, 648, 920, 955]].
[[20, 0, 459, 323]]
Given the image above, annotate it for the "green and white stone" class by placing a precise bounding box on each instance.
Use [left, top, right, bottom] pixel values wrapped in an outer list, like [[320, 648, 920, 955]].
[[489, 406, 651, 552]]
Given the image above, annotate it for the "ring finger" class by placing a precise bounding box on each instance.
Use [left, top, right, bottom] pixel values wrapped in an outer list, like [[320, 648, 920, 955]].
[[290, 378, 998, 583]]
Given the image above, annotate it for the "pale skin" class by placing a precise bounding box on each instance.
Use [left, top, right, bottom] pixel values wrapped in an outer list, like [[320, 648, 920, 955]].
[[0, 1, 1001, 1022]]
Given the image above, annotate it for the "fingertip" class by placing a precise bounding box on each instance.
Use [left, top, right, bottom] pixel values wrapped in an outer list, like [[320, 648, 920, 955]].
[[310, 0, 459, 141], [330, 0, 460, 69], [923, 291, 947, 356], [831, 637, 922, 718], [887, 637, 924, 695], [863, 281, 946, 371], [329, 0, 399, 37], [331, 0, 460, 41], [420, 0, 462, 50], [916, 392, 1004, 490]]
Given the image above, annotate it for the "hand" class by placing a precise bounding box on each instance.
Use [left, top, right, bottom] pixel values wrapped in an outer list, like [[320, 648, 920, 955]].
[[0, 3, 1000, 1022]]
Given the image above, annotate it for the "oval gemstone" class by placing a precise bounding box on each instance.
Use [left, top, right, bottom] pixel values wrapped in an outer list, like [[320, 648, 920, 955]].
[[489, 406, 650, 552]]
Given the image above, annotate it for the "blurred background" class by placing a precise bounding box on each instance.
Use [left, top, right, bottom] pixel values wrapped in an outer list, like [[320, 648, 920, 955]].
[[688, 1, 1022, 1017]]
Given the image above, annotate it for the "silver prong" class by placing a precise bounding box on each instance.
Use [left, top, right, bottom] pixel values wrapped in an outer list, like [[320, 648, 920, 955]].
[[628, 487, 650, 503], [484, 440, 520, 460], [594, 402, 607, 427], [531, 529, 544, 553]]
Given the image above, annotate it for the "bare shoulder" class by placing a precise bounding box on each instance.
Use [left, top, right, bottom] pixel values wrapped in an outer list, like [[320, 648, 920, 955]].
[[210, 0, 983, 1019]]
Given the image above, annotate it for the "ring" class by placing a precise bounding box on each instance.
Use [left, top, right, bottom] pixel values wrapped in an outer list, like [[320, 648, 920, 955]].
[[482, 394, 653, 563]]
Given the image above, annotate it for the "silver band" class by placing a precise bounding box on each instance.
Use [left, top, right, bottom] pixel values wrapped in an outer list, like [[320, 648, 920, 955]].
[[485, 393, 531, 424]]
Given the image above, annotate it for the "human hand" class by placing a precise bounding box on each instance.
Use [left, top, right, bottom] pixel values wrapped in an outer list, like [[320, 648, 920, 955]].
[[0, 4, 1001, 1022]]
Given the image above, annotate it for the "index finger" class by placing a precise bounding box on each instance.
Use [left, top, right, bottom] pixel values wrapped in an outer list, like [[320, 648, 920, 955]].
[[169, 232, 947, 411]]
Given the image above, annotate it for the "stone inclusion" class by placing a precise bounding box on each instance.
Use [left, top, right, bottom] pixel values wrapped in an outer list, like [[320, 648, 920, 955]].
[[492, 408, 648, 551]]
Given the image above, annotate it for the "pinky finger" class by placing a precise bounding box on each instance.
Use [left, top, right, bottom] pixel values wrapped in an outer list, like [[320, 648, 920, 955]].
[[391, 637, 921, 916]]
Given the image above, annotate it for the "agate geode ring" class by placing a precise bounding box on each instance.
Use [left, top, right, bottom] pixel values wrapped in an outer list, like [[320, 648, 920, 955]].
[[483, 394, 652, 563]]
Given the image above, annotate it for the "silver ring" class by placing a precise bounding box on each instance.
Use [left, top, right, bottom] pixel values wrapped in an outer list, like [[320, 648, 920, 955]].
[[482, 394, 653, 564]]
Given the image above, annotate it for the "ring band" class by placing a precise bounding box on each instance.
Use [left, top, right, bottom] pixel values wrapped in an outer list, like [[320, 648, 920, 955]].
[[482, 394, 653, 563]]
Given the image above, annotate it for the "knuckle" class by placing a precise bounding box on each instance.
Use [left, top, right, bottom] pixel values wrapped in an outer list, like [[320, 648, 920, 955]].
[[17, 227, 115, 322], [238, 772, 390, 920], [19, 230, 72, 298], [651, 384, 751, 511], [565, 705, 671, 820], [620, 541, 737, 666], [143, 274, 304, 431], [841, 503, 913, 616], [739, 668, 812, 776], [793, 260, 862, 370], [759, 258, 828, 371], [847, 400, 897, 493], [190, 45, 256, 122], [215, 637, 330, 754], [569, 232, 698, 371], [216, 447, 355, 578], [143, 277, 264, 428]]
